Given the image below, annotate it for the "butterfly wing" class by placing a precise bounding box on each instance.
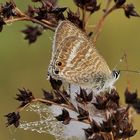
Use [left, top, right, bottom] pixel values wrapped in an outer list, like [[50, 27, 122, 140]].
[[52, 20, 87, 54], [49, 20, 89, 77], [49, 20, 111, 91], [50, 35, 111, 90]]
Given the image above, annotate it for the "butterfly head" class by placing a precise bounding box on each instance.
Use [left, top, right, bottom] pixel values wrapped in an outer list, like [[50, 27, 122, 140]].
[[112, 70, 120, 81], [102, 70, 120, 91]]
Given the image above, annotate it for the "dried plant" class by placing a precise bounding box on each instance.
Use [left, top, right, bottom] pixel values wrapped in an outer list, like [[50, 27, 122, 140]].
[[2, 0, 140, 140]]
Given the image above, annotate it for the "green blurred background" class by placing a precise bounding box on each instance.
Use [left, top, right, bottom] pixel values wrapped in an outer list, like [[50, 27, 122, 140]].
[[0, 0, 140, 139]]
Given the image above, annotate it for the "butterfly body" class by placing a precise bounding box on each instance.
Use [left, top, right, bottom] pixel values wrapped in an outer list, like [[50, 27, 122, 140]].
[[48, 20, 119, 93]]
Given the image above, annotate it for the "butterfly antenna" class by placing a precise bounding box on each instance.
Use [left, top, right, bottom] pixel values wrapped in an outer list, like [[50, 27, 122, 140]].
[[120, 69, 140, 74], [113, 51, 131, 89], [113, 52, 126, 70], [123, 50, 131, 89]]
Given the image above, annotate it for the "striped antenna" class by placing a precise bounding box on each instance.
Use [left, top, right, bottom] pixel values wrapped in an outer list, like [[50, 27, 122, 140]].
[[113, 52, 126, 70], [120, 69, 140, 74]]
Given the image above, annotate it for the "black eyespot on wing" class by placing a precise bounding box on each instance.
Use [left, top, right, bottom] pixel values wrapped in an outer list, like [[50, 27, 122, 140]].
[[54, 69, 59, 74], [56, 61, 62, 66]]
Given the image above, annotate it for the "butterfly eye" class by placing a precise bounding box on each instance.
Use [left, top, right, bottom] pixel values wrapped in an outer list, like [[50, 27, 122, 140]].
[[56, 61, 62, 66]]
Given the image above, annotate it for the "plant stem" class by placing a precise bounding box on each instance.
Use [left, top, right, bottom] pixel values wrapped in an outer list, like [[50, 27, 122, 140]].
[[5, 16, 56, 31], [16, 98, 76, 115], [93, 4, 116, 46], [4, 4, 56, 31], [110, 131, 115, 140], [35, 98, 76, 111], [82, 7, 86, 30]]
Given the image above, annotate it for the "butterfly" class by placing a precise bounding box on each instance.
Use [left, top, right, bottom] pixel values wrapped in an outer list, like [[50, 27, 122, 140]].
[[48, 20, 120, 93]]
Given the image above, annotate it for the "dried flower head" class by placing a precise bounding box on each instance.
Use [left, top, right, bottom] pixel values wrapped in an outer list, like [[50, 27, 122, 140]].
[[55, 108, 71, 124], [73, 0, 100, 13], [125, 88, 140, 113], [0, 16, 5, 32], [67, 9, 83, 29], [16, 88, 34, 107], [114, 0, 126, 7], [22, 25, 42, 44], [0, 2, 16, 18], [123, 4, 140, 18], [77, 106, 89, 121], [76, 88, 93, 103], [49, 76, 62, 90], [5, 112, 20, 127]]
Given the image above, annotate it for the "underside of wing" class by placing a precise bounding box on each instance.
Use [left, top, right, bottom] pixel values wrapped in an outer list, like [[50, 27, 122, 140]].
[[55, 38, 111, 88], [50, 21, 111, 90], [52, 20, 87, 53]]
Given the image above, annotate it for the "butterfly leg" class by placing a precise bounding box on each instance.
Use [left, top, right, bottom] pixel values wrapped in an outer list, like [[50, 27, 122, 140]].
[[108, 86, 116, 94]]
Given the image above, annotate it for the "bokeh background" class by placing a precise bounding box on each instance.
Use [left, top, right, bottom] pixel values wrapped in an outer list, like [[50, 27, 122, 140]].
[[0, 0, 140, 139]]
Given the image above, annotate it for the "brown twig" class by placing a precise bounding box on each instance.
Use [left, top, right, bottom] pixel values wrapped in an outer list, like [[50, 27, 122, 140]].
[[71, 117, 90, 124], [104, 0, 112, 12], [34, 98, 75, 110], [4, 4, 56, 31], [81, 7, 86, 30], [56, 90, 76, 108], [5, 16, 56, 31], [110, 132, 115, 140], [15, 97, 77, 115], [16, 103, 31, 112], [14, 97, 92, 126], [30, 18, 56, 31], [93, 3, 116, 46]]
